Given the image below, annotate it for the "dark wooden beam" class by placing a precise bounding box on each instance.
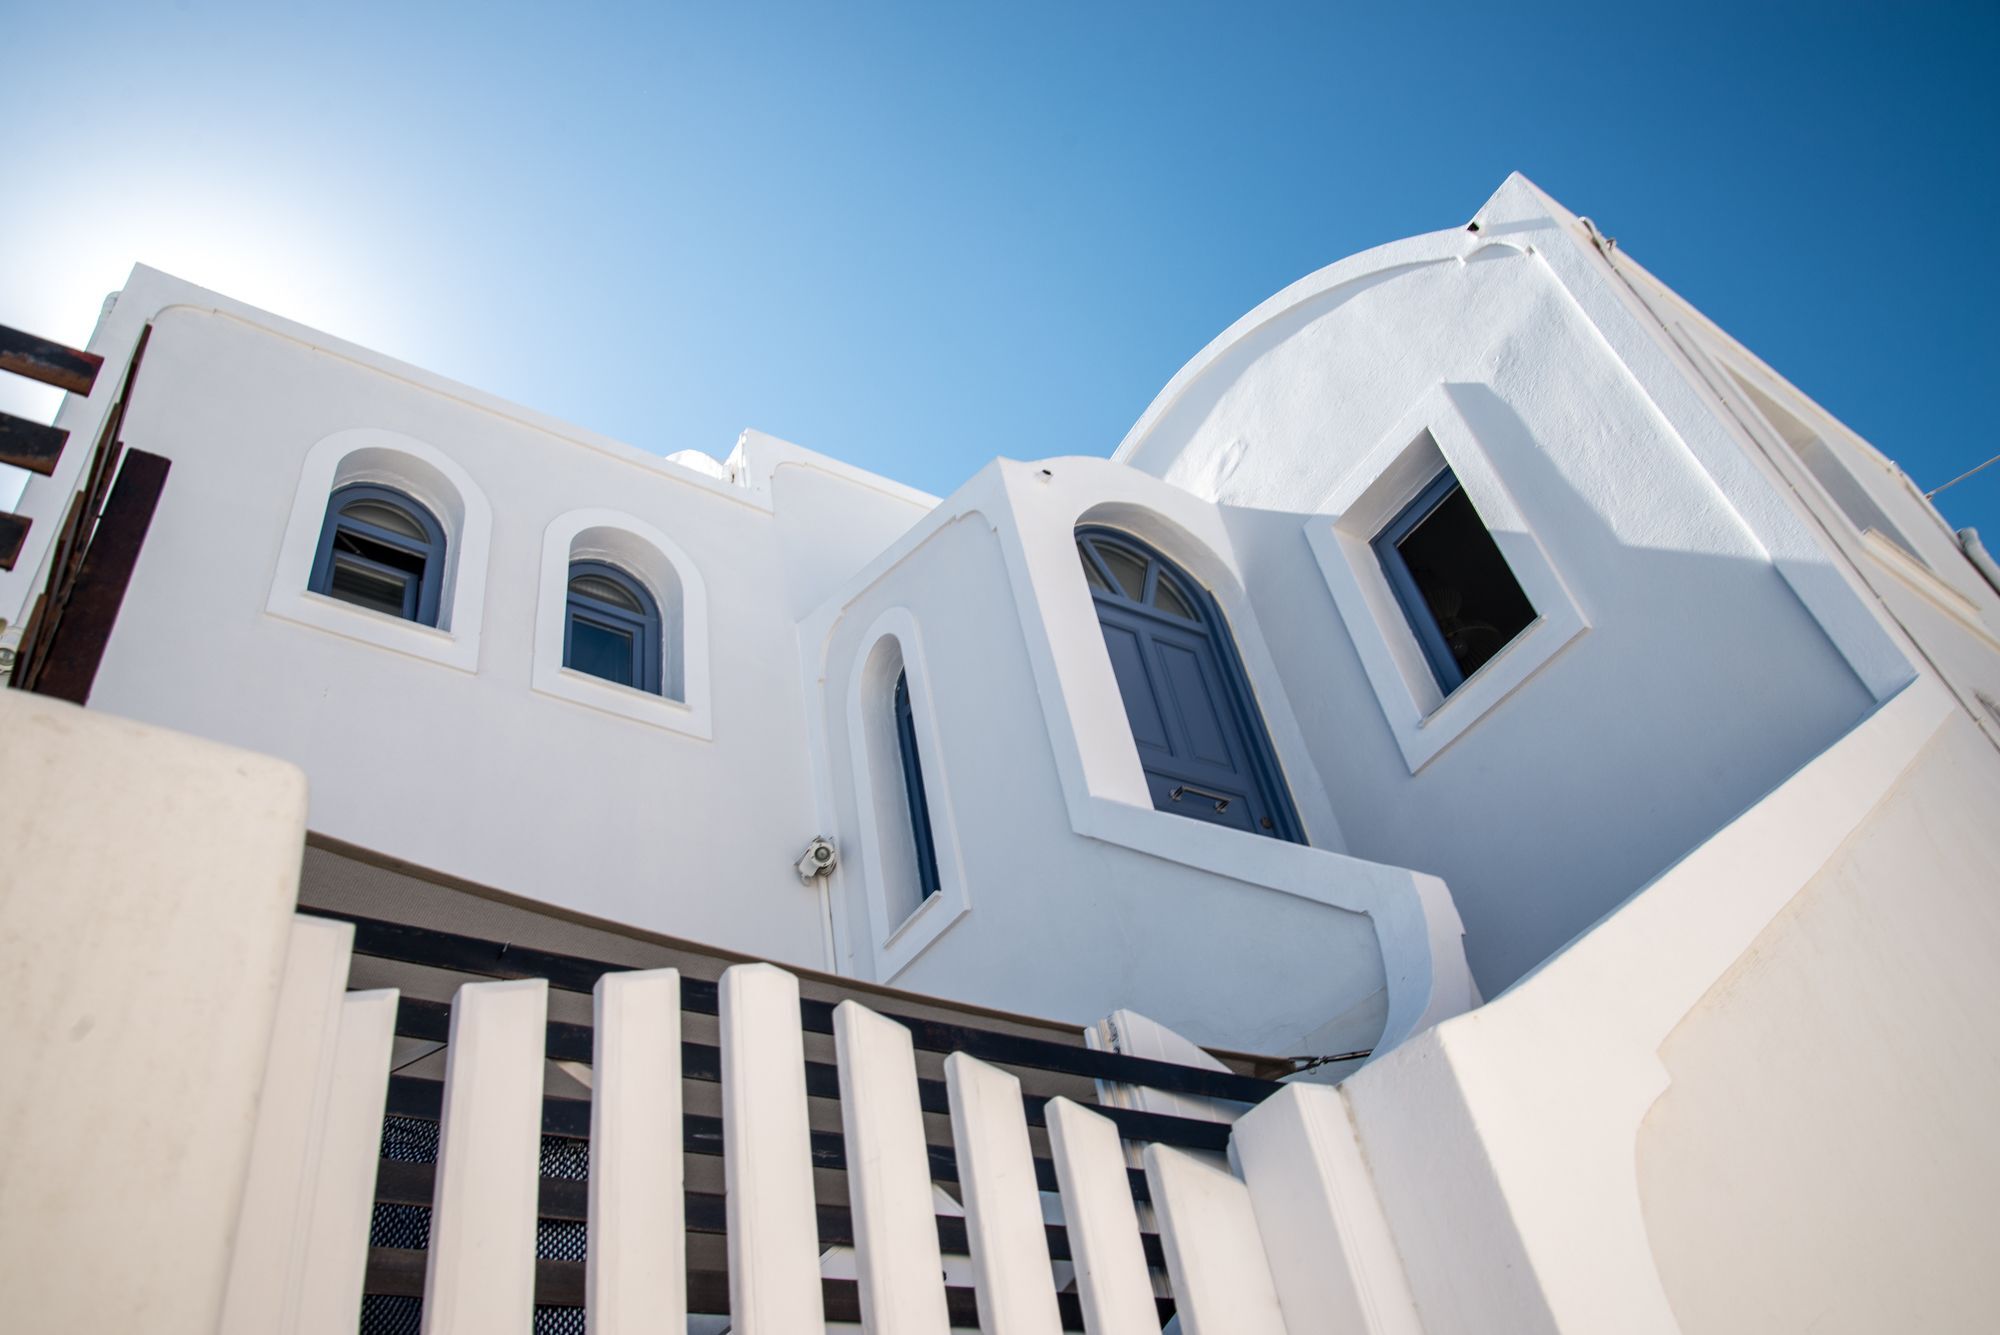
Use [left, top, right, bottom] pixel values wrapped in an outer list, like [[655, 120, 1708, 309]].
[[0, 512, 27, 571], [0, 412, 69, 476], [25, 450, 169, 704], [0, 325, 103, 397]]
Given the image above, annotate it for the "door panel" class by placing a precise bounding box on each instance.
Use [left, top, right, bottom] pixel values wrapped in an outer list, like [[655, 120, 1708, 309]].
[[1097, 620, 1172, 754], [1075, 527, 1306, 843]]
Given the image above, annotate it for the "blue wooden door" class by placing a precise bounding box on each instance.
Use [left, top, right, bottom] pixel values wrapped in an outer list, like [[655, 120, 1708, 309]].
[[1076, 528, 1304, 842]]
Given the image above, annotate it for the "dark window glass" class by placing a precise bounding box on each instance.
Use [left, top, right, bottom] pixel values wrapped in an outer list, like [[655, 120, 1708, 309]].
[[309, 485, 446, 626], [894, 670, 942, 906], [1375, 470, 1536, 692], [564, 561, 662, 694]]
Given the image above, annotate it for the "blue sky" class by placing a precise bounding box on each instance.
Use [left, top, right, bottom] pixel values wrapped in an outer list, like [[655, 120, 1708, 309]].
[[4, 2, 1997, 538]]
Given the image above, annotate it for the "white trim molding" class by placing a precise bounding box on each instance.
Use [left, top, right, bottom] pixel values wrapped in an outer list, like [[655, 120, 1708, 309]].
[[531, 508, 712, 738], [266, 427, 492, 673], [843, 608, 971, 981], [1307, 383, 1590, 773]]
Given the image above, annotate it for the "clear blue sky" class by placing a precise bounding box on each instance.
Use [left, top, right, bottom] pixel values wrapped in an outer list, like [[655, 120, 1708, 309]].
[[5, 1, 1997, 539]]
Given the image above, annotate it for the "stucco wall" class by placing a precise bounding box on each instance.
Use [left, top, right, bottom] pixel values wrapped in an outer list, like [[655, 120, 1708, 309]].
[[814, 506, 1391, 1053], [1637, 710, 2000, 1334], [68, 299, 926, 969], [1118, 197, 1878, 994]]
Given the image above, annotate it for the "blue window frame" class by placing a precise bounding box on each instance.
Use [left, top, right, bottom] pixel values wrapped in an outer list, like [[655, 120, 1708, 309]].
[[1372, 468, 1536, 694], [1075, 526, 1305, 843], [893, 669, 942, 905], [564, 560, 663, 693], [308, 483, 446, 626]]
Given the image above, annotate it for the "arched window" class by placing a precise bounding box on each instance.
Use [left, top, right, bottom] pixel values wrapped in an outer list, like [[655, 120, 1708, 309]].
[[1075, 525, 1304, 842], [308, 483, 446, 626], [893, 669, 942, 903], [564, 560, 663, 694]]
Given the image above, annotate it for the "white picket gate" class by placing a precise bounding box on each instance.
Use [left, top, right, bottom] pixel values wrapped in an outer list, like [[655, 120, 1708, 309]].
[[216, 913, 1416, 1335]]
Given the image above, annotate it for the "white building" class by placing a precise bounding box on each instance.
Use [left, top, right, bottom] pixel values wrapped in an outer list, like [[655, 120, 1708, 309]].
[[5, 173, 1999, 1332]]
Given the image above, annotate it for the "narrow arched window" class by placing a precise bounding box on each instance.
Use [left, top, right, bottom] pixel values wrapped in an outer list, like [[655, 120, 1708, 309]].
[[893, 669, 942, 904], [308, 483, 446, 626], [564, 560, 662, 693]]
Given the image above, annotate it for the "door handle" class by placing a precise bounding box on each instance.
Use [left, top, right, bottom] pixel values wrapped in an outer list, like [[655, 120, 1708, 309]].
[[1169, 784, 1231, 814]]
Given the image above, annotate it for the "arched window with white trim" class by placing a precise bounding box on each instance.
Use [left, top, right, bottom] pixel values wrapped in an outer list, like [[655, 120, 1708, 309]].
[[309, 483, 446, 626], [564, 560, 663, 694]]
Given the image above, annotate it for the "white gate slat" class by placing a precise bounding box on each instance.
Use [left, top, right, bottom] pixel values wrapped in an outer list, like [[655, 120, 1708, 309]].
[[1141, 1145, 1287, 1335], [720, 963, 827, 1334], [943, 1053, 1063, 1335], [421, 978, 550, 1335], [219, 914, 355, 1335], [834, 1000, 952, 1333], [293, 987, 400, 1335], [1232, 1084, 1423, 1335], [588, 968, 686, 1334], [1043, 1097, 1159, 1335]]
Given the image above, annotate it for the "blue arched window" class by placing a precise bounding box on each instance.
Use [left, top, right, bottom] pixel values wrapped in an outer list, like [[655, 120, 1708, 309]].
[[893, 669, 942, 903], [308, 483, 446, 626], [1076, 526, 1304, 842], [564, 560, 663, 693]]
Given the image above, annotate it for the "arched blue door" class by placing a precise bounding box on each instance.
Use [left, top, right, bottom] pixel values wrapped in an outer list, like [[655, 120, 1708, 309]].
[[1076, 527, 1304, 842]]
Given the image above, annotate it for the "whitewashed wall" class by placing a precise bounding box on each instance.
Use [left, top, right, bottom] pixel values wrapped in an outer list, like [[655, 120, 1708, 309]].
[[802, 455, 1474, 1055], [0, 270, 932, 971], [1637, 709, 2000, 1334], [1114, 174, 1902, 994]]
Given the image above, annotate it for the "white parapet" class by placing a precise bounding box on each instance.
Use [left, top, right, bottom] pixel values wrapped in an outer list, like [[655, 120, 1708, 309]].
[[833, 1000, 952, 1333], [1142, 1144, 1287, 1335], [1230, 1083, 1421, 1335], [220, 915, 357, 1335], [0, 689, 308, 1335], [422, 977, 551, 1335], [719, 963, 828, 1334], [943, 1052, 1063, 1335], [296, 988, 401, 1335], [588, 968, 687, 1334]]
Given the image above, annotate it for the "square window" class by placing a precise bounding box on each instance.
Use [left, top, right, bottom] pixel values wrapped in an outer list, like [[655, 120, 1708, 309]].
[[1373, 469, 1537, 692]]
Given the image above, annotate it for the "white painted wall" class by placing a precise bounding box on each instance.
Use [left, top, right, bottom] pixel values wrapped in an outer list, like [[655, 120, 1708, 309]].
[[1115, 175, 1894, 994], [1637, 710, 2000, 1334], [6, 273, 933, 972], [0, 688, 308, 1333]]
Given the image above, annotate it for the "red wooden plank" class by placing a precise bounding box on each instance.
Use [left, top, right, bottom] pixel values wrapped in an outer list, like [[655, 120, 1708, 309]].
[[27, 450, 170, 704], [0, 325, 103, 396], [0, 411, 69, 475]]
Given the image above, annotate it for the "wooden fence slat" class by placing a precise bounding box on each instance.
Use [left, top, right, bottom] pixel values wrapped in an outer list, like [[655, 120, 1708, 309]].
[[945, 1053, 1064, 1335], [720, 964, 827, 1334], [1044, 1098, 1161, 1335], [219, 916, 355, 1335], [1141, 1145, 1287, 1335], [0, 511, 27, 571], [421, 978, 548, 1335], [588, 968, 686, 1334], [0, 412, 68, 475], [0, 325, 103, 395], [835, 1000, 952, 1333], [295, 988, 400, 1335], [1232, 1083, 1423, 1335]]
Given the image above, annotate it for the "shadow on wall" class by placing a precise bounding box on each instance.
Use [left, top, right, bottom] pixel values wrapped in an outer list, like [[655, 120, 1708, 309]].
[[1217, 382, 1877, 996]]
